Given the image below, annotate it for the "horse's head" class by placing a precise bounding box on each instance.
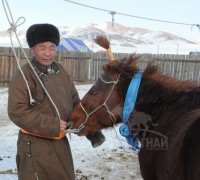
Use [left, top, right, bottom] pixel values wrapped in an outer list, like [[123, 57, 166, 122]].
[[68, 54, 141, 135]]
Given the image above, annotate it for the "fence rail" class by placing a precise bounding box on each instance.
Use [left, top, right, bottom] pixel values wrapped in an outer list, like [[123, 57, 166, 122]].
[[1, 47, 200, 87]]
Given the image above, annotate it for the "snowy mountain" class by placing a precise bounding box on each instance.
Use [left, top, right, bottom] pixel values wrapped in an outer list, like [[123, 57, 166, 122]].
[[0, 22, 199, 54]]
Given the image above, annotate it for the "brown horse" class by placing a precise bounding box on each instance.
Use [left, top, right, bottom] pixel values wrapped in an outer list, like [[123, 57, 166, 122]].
[[68, 36, 200, 180]]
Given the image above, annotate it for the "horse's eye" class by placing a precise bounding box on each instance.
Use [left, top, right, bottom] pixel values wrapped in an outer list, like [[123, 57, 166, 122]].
[[89, 89, 98, 95]]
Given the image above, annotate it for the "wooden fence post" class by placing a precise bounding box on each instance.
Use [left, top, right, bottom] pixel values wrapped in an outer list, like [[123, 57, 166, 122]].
[[1, 47, 200, 87]]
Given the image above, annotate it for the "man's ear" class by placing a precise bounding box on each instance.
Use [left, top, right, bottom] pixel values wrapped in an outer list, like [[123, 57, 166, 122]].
[[30, 48, 34, 56]]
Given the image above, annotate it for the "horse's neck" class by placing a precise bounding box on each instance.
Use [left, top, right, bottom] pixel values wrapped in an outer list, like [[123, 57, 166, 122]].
[[135, 80, 182, 126], [136, 78, 198, 129]]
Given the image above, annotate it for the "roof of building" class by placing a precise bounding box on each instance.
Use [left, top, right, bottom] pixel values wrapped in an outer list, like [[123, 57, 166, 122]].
[[57, 38, 91, 52], [189, 51, 200, 56]]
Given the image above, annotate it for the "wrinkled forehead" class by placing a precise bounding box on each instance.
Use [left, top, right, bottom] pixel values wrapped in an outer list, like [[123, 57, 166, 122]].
[[34, 41, 56, 48]]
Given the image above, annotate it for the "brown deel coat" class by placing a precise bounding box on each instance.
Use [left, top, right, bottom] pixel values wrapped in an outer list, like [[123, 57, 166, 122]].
[[8, 59, 80, 180]]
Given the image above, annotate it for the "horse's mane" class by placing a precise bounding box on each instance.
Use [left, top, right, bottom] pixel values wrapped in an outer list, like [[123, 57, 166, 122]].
[[143, 60, 199, 90], [94, 35, 199, 91], [107, 55, 200, 116], [108, 55, 199, 91]]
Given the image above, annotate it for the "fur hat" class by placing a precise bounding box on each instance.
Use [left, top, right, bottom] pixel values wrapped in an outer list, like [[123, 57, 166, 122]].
[[26, 23, 60, 47]]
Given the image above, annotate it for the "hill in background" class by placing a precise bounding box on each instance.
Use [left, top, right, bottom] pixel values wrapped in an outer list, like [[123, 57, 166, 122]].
[[0, 22, 199, 54]]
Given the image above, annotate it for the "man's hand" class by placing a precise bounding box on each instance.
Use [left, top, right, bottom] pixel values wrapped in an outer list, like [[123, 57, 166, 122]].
[[60, 120, 68, 132]]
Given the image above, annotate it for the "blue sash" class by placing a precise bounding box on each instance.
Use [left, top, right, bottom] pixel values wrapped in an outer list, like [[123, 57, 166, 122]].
[[119, 72, 143, 151]]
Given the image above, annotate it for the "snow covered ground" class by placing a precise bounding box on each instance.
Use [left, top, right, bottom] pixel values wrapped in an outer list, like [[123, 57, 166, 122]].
[[0, 85, 142, 180]]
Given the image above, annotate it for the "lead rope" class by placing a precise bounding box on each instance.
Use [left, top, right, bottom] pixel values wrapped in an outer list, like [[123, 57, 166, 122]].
[[2, 0, 61, 120]]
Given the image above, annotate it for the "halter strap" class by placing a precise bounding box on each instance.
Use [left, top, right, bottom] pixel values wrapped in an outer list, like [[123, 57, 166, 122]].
[[67, 74, 120, 134], [119, 72, 143, 151]]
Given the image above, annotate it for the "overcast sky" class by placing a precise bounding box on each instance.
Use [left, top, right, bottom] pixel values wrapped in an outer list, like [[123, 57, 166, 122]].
[[1, 0, 200, 41]]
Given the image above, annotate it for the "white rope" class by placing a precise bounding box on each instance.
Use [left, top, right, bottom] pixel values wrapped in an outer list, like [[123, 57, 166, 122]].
[[2, 0, 61, 120]]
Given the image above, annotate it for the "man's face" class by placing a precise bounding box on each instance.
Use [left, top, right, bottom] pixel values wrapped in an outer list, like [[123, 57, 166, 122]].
[[31, 41, 57, 67]]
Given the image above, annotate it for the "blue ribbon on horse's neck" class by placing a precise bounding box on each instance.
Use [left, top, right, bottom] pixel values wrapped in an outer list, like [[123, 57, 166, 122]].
[[119, 72, 143, 151]]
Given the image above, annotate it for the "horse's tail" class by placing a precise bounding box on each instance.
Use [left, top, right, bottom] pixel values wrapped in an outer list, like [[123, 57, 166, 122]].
[[94, 35, 115, 61]]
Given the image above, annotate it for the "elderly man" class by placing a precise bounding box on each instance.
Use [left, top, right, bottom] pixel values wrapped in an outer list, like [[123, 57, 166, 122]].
[[8, 23, 105, 180]]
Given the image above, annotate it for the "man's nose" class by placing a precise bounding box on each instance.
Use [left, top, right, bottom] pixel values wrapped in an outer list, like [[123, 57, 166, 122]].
[[44, 49, 51, 55]]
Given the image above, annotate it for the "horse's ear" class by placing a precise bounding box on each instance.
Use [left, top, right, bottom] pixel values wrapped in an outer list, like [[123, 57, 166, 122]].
[[103, 61, 118, 73], [102, 63, 109, 71]]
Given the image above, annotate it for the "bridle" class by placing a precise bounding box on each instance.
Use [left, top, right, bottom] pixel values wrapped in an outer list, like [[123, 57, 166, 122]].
[[67, 74, 121, 134]]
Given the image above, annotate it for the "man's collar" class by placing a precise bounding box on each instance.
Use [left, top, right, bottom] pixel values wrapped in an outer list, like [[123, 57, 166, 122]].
[[31, 58, 59, 74]]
